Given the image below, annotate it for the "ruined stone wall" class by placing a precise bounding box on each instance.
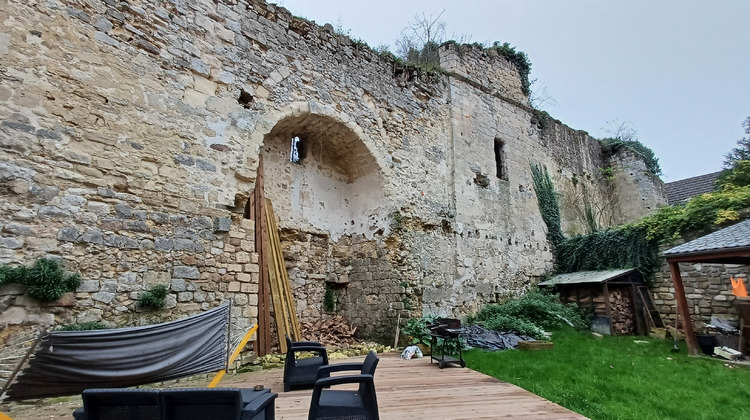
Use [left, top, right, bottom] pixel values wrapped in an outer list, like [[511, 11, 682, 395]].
[[0, 0, 666, 345], [609, 150, 667, 225]]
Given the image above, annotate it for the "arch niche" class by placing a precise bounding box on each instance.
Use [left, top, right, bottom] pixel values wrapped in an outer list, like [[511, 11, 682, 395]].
[[260, 111, 387, 242]]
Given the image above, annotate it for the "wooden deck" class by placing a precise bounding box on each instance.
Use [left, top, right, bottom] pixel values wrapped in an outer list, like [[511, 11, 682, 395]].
[[222, 352, 587, 420]]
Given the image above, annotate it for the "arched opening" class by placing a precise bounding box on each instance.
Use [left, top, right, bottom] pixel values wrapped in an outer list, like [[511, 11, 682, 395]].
[[258, 112, 390, 325], [261, 113, 386, 240]]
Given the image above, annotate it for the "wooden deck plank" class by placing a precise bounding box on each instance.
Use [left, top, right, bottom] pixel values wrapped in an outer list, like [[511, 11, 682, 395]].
[[222, 352, 588, 420]]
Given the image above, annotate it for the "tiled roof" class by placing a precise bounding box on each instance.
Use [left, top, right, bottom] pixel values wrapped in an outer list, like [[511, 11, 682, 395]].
[[663, 219, 750, 256], [665, 171, 721, 205], [539, 268, 635, 286]]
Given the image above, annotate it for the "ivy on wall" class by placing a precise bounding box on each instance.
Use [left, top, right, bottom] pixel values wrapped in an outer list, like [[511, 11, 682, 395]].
[[490, 42, 532, 96], [601, 137, 662, 176], [555, 226, 657, 278], [530, 163, 564, 247]]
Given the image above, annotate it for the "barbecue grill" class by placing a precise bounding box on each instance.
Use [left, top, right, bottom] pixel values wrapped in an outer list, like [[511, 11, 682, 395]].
[[428, 318, 466, 369]]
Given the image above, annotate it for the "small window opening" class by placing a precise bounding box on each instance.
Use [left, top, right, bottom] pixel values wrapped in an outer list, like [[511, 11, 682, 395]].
[[494, 138, 506, 180], [238, 89, 254, 108], [290, 136, 305, 163]]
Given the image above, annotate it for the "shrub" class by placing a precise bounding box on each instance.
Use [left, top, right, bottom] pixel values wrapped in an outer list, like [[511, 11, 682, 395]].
[[0, 264, 28, 285], [0, 259, 80, 302], [56, 321, 108, 331], [23, 259, 81, 302], [468, 292, 591, 340], [401, 315, 434, 346], [138, 284, 169, 310]]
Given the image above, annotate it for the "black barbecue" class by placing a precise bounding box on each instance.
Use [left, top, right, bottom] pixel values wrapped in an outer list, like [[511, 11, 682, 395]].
[[428, 318, 466, 369]]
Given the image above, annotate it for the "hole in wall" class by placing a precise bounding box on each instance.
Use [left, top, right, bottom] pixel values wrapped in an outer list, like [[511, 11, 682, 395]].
[[238, 89, 254, 108]]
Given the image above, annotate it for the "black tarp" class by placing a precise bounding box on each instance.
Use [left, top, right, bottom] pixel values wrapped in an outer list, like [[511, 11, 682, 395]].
[[5, 303, 230, 401], [461, 325, 535, 351]]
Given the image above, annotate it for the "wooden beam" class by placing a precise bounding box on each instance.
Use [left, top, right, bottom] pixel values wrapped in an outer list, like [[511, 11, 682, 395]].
[[251, 156, 271, 357], [603, 282, 613, 335], [668, 262, 699, 355]]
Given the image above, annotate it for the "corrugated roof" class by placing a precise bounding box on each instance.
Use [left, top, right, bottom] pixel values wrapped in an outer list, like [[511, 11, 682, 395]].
[[539, 268, 635, 286], [663, 219, 750, 256], [665, 171, 721, 205]]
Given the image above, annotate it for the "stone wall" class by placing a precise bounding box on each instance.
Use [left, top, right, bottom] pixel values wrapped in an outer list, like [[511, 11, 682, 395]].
[[0, 0, 666, 346], [651, 244, 745, 331]]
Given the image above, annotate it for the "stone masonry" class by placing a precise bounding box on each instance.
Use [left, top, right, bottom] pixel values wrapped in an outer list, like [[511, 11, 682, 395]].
[[0, 0, 665, 344]]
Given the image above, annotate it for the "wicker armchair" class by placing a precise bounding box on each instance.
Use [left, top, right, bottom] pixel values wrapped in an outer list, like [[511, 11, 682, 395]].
[[283, 335, 329, 392], [73, 388, 161, 420], [307, 350, 380, 420]]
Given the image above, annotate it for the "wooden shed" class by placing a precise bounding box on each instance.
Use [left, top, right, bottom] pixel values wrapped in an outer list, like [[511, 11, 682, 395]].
[[539, 269, 658, 335], [663, 219, 750, 355]]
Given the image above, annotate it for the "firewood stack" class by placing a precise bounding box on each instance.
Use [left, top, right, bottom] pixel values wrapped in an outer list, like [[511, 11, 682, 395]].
[[301, 315, 358, 347], [609, 288, 636, 335]]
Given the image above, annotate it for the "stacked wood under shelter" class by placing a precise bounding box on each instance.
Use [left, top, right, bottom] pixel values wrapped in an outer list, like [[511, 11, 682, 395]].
[[540, 269, 660, 336]]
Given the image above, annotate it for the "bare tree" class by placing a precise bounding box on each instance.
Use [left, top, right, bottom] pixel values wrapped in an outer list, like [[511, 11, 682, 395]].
[[529, 79, 558, 111], [396, 10, 446, 67]]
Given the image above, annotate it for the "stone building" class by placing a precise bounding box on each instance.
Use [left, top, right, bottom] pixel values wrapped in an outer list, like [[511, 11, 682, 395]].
[[0, 0, 665, 342]]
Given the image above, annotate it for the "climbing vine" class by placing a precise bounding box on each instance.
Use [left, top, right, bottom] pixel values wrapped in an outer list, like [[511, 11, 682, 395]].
[[601, 137, 662, 176], [530, 163, 564, 247], [555, 226, 657, 278], [490, 42, 532, 96]]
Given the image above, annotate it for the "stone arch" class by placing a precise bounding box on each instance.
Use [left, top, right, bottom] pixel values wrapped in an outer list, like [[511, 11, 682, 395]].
[[255, 102, 390, 241]]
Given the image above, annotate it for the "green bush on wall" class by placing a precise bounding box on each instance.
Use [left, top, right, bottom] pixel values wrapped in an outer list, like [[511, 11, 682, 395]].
[[0, 259, 80, 302], [138, 284, 169, 310]]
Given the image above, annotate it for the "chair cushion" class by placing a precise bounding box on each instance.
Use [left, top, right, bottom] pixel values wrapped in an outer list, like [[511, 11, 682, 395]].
[[319, 390, 365, 409], [81, 388, 161, 420], [162, 388, 242, 420]]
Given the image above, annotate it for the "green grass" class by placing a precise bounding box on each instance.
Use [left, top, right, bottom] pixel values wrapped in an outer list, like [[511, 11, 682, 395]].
[[465, 328, 750, 419]]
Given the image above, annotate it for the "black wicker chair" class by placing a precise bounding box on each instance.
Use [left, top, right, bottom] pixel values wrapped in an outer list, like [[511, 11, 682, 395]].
[[73, 388, 161, 420], [283, 334, 329, 392], [307, 350, 380, 420]]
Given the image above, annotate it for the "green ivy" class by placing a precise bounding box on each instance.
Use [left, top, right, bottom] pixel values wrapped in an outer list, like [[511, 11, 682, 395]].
[[0, 259, 80, 302], [138, 284, 169, 310], [490, 42, 532, 96], [530, 163, 564, 246], [601, 137, 662, 176], [555, 226, 657, 278], [637, 184, 750, 242]]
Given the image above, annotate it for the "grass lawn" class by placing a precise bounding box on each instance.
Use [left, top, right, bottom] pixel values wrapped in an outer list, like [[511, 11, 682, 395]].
[[464, 328, 750, 419]]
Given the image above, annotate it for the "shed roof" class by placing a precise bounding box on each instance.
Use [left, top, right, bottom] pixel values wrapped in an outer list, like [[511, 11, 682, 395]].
[[664, 171, 721, 205], [539, 268, 635, 286], [663, 219, 750, 260]]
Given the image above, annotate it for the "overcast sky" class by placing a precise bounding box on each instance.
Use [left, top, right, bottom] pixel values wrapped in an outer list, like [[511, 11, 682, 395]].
[[277, 0, 749, 181]]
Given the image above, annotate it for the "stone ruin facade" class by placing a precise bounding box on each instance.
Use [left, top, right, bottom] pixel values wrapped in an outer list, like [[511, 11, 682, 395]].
[[0, 0, 666, 343]]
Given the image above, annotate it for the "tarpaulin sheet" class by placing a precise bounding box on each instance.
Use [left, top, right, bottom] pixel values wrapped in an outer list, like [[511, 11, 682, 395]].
[[5, 303, 230, 401], [461, 325, 535, 351]]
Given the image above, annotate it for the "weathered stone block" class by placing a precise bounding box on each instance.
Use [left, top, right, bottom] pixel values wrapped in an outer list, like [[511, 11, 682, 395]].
[[79, 228, 103, 244], [92, 291, 116, 303], [58, 226, 81, 242], [173, 265, 200, 279], [214, 217, 231, 232], [77, 280, 100, 293], [171, 279, 187, 292]]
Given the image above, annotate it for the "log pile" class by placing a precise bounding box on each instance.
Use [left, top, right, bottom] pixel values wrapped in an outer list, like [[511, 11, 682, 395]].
[[301, 316, 358, 347], [609, 288, 636, 335]]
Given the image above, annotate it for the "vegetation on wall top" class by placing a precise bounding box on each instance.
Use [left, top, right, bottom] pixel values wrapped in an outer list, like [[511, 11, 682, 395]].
[[601, 137, 662, 177], [489, 41, 532, 96]]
